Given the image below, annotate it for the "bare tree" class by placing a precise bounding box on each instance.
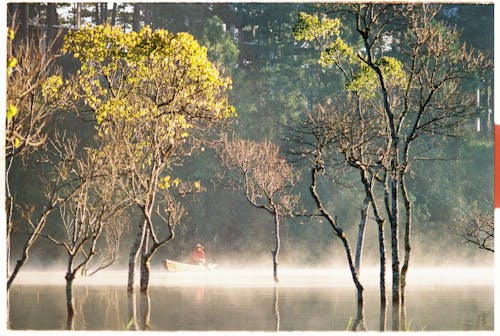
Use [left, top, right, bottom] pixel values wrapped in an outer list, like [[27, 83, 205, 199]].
[[452, 203, 494, 253], [39, 134, 128, 321], [7, 133, 80, 290], [286, 107, 365, 307], [6, 28, 64, 282], [217, 135, 299, 283]]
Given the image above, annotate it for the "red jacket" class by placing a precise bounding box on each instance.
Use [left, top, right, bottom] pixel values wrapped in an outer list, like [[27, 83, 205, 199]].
[[191, 249, 206, 264]]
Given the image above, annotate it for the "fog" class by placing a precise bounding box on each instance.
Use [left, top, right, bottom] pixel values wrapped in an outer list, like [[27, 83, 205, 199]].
[[12, 264, 494, 289]]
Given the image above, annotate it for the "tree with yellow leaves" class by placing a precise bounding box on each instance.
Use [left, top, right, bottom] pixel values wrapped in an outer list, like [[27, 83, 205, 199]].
[[63, 25, 235, 292]]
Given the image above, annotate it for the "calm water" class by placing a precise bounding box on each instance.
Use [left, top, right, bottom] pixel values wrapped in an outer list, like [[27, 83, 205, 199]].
[[8, 268, 494, 331]]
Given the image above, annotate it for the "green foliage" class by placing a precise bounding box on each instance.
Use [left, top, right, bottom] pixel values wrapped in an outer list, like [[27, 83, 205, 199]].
[[294, 12, 407, 97], [200, 16, 240, 73], [293, 12, 341, 43]]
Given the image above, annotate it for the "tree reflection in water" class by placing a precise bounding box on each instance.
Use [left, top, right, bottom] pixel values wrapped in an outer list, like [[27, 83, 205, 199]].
[[379, 301, 387, 331], [139, 291, 151, 330], [127, 292, 138, 330], [273, 285, 280, 332]]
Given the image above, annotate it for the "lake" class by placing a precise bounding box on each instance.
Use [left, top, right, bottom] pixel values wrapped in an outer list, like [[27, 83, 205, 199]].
[[7, 267, 494, 332]]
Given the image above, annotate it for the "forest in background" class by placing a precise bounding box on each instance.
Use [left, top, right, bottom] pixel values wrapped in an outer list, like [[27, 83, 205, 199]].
[[6, 2, 494, 272]]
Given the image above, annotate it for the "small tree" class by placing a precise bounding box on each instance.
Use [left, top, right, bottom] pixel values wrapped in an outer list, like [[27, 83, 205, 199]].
[[452, 202, 494, 253], [6, 27, 64, 286], [45, 137, 128, 322], [217, 135, 299, 283]]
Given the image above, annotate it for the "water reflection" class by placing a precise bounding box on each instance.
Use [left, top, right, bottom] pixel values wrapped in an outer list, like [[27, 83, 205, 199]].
[[273, 285, 280, 332], [126, 292, 138, 330], [379, 302, 387, 331], [8, 272, 494, 332], [139, 292, 151, 330]]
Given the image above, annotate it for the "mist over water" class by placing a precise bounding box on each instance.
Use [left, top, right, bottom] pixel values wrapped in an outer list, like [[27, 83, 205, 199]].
[[8, 266, 493, 332], [11, 265, 494, 288]]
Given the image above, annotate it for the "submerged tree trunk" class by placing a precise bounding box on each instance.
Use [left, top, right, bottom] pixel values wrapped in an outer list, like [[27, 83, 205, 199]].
[[140, 227, 150, 292], [310, 167, 364, 304], [271, 211, 280, 283], [65, 270, 75, 323], [128, 220, 147, 292], [361, 170, 387, 307]]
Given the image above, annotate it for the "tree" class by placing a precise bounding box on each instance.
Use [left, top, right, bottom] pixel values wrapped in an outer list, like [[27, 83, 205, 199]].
[[38, 134, 128, 323], [6, 27, 65, 289], [62, 25, 234, 292], [452, 202, 494, 253], [294, 3, 490, 328], [217, 135, 299, 283]]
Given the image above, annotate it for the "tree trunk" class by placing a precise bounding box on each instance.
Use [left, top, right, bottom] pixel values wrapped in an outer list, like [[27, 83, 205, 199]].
[[310, 167, 364, 304], [110, 3, 117, 26], [361, 169, 386, 306], [75, 3, 81, 28], [355, 192, 370, 273], [46, 3, 58, 50], [100, 3, 107, 23], [133, 4, 141, 32], [400, 172, 412, 304], [65, 271, 75, 323], [389, 173, 400, 307], [140, 227, 150, 292], [7, 212, 50, 290], [17, 3, 29, 45], [271, 211, 280, 283], [94, 3, 101, 25], [127, 220, 147, 292]]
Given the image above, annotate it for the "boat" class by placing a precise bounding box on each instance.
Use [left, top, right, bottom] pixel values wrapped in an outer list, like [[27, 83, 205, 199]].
[[161, 259, 217, 272]]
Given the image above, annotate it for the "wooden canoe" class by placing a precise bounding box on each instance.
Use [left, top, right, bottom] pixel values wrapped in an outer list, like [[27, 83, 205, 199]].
[[161, 259, 216, 272]]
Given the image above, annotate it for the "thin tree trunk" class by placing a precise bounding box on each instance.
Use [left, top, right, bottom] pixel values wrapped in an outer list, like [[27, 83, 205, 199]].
[[140, 227, 150, 292], [100, 3, 107, 23], [310, 167, 364, 304], [7, 212, 50, 289], [94, 3, 101, 25], [355, 193, 370, 273], [361, 169, 387, 307], [46, 3, 58, 50], [389, 173, 400, 307], [75, 3, 81, 28], [6, 156, 14, 281], [111, 3, 117, 26], [133, 4, 141, 32], [271, 211, 280, 283], [400, 172, 412, 304], [127, 220, 147, 292], [17, 3, 29, 45]]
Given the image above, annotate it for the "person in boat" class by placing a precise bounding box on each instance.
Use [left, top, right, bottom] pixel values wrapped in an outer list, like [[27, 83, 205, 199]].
[[191, 243, 206, 265]]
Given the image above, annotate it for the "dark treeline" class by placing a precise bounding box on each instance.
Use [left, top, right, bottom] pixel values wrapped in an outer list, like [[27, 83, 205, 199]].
[[7, 2, 493, 275]]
